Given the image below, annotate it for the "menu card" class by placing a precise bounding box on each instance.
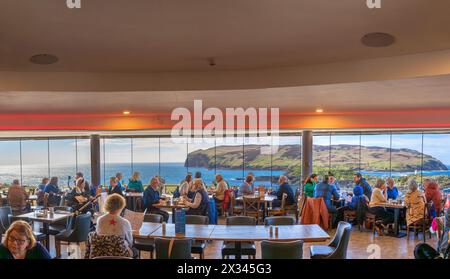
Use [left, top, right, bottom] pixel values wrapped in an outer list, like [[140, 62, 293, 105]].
[[175, 208, 186, 234]]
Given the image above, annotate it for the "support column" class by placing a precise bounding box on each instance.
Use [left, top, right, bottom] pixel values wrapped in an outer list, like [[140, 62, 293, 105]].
[[90, 135, 101, 187], [302, 130, 313, 183]]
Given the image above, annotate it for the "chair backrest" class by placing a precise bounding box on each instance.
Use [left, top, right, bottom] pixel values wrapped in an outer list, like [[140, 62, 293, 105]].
[[143, 213, 163, 223], [85, 231, 131, 259], [264, 216, 295, 226], [261, 240, 303, 259], [71, 213, 92, 242], [243, 196, 261, 213], [226, 216, 256, 226], [54, 206, 73, 212], [154, 238, 192, 259], [185, 215, 209, 225], [327, 221, 352, 259], [230, 191, 236, 207], [0, 206, 13, 234]]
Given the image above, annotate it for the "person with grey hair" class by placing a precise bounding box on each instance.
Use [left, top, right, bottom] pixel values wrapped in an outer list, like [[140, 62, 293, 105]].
[[271, 175, 295, 207], [44, 176, 61, 207], [404, 179, 426, 226], [7, 179, 29, 214]]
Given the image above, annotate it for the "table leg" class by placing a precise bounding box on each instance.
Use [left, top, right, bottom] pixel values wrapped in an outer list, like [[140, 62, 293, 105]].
[[235, 241, 242, 260], [43, 223, 50, 251], [172, 208, 176, 224], [388, 208, 406, 238]]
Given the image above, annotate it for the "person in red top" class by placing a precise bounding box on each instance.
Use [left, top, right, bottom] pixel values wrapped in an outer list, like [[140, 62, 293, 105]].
[[423, 179, 442, 218]]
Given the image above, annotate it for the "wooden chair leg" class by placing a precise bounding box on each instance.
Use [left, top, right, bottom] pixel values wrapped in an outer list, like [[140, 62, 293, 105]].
[[200, 252, 204, 259], [56, 240, 61, 258]]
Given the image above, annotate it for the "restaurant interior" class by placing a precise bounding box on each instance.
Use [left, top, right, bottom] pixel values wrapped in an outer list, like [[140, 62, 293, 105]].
[[0, 0, 449, 260]]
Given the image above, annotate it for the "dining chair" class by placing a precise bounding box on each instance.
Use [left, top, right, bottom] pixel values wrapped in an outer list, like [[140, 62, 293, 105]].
[[133, 212, 163, 259], [261, 240, 303, 259], [222, 216, 257, 259], [310, 221, 351, 259], [154, 237, 193, 259], [185, 215, 209, 259], [264, 216, 295, 226], [55, 213, 91, 258]]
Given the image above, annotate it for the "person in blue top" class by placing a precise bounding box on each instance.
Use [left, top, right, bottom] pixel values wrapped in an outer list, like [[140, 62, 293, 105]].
[[183, 179, 210, 216], [127, 172, 144, 193], [43, 176, 61, 207], [271, 175, 295, 207], [353, 173, 373, 201], [386, 177, 399, 200], [115, 172, 125, 191], [238, 175, 254, 196], [36, 177, 49, 206], [143, 176, 169, 222], [314, 174, 340, 213], [0, 220, 51, 259], [348, 185, 369, 210], [108, 177, 124, 197]]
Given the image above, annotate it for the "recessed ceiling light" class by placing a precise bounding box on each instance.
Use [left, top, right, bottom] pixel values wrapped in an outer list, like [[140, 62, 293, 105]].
[[361, 32, 395, 47], [30, 54, 59, 65], [123, 111, 131, 115], [316, 109, 323, 113]]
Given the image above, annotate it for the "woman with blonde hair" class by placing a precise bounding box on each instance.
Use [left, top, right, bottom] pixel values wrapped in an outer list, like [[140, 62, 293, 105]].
[[0, 220, 51, 259], [183, 179, 210, 216], [212, 174, 228, 202], [369, 178, 394, 235], [96, 194, 134, 254], [404, 179, 426, 226], [127, 171, 144, 193]]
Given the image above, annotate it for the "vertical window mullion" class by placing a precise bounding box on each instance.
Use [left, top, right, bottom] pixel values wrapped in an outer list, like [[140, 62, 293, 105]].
[[19, 139, 23, 186]]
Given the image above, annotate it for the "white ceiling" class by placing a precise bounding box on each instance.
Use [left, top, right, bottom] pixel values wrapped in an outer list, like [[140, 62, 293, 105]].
[[2, 74, 450, 114], [1, 0, 450, 72]]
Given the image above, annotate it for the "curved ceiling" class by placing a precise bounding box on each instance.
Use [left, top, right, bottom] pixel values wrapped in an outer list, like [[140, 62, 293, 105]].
[[1, 0, 450, 73]]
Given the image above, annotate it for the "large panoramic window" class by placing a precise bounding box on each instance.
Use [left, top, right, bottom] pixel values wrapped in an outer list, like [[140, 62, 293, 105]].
[[49, 139, 77, 188], [187, 138, 216, 186], [159, 138, 188, 186], [0, 140, 21, 186], [102, 138, 132, 186], [313, 134, 331, 176], [21, 139, 49, 186], [215, 136, 244, 187], [330, 134, 361, 189], [391, 133, 423, 189], [273, 136, 301, 189], [131, 138, 159, 186], [360, 133, 391, 187], [422, 133, 450, 187]]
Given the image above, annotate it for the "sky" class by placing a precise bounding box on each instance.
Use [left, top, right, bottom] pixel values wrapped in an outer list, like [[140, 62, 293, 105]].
[[1, 133, 450, 166]]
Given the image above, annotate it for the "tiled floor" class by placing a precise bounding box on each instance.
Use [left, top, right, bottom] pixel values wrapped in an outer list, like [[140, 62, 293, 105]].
[[53, 215, 438, 259]]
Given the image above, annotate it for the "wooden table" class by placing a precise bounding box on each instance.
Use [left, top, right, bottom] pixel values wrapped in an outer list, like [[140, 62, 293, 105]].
[[382, 203, 407, 238], [16, 211, 73, 250], [154, 202, 189, 223], [135, 222, 329, 259]]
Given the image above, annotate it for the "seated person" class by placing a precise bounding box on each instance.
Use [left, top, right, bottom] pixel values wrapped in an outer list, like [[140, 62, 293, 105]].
[[143, 177, 169, 222], [212, 174, 228, 203], [348, 185, 369, 210], [303, 174, 318, 198], [386, 177, 399, 200], [44, 176, 62, 207], [354, 173, 373, 201], [369, 179, 394, 235], [0, 220, 51, 259], [404, 179, 425, 227], [314, 175, 340, 213], [127, 172, 144, 193], [424, 179, 442, 218], [108, 177, 124, 197], [179, 173, 193, 199], [66, 177, 93, 214], [7, 179, 30, 214], [96, 194, 136, 258], [238, 175, 254, 196], [182, 179, 209, 216], [271, 175, 295, 208], [36, 177, 49, 206]]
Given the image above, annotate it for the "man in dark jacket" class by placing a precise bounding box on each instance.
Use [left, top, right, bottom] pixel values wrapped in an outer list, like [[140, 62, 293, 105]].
[[354, 173, 373, 201], [271, 175, 295, 207]]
